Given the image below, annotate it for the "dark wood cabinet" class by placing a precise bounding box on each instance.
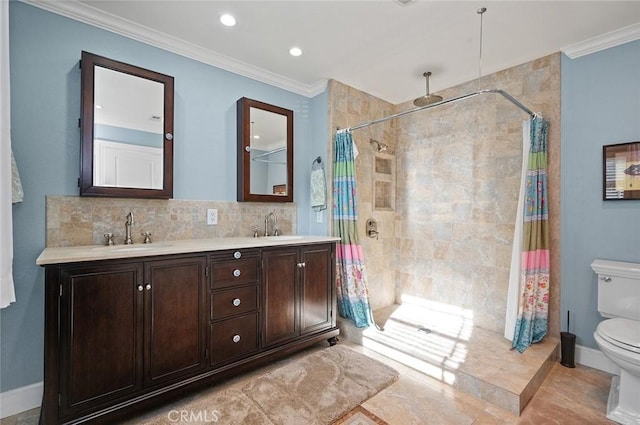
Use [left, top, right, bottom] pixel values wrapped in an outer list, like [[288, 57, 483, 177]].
[[143, 257, 207, 386], [53, 257, 206, 422], [262, 248, 299, 346], [209, 249, 261, 366], [300, 245, 334, 334], [58, 263, 144, 419], [40, 242, 338, 424], [263, 244, 336, 347]]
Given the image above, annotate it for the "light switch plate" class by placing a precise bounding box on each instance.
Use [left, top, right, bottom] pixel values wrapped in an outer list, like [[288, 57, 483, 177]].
[[207, 209, 218, 225]]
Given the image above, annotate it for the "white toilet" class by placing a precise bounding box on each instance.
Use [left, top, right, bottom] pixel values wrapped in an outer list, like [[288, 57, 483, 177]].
[[592, 259, 640, 425]]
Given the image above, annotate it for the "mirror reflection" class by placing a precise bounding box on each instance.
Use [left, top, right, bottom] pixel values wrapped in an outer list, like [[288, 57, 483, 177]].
[[93, 66, 164, 189], [249, 107, 288, 195], [237, 98, 293, 202], [80, 51, 174, 199]]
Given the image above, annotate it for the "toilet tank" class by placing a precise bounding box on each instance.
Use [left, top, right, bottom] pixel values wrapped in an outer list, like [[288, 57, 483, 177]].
[[591, 259, 640, 320]]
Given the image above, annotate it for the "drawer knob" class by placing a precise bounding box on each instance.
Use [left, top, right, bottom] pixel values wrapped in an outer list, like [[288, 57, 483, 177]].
[[232, 334, 241, 343], [232, 298, 241, 307], [137, 285, 144, 292], [233, 269, 241, 277], [234, 251, 242, 259], [297, 262, 306, 268], [145, 284, 151, 290]]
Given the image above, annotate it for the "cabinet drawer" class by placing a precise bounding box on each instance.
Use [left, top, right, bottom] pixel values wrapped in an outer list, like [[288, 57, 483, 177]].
[[210, 312, 259, 365], [211, 285, 258, 320], [211, 258, 258, 289]]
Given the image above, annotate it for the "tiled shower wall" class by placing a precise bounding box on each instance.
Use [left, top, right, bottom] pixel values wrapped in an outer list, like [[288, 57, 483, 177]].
[[328, 81, 397, 310], [46, 196, 296, 247], [328, 53, 560, 337]]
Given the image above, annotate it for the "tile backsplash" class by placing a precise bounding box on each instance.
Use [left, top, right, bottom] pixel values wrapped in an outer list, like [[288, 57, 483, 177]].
[[46, 196, 296, 247]]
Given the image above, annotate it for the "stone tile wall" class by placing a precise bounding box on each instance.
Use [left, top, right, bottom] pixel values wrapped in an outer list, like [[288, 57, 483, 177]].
[[328, 53, 560, 337], [46, 196, 296, 247], [328, 81, 398, 310]]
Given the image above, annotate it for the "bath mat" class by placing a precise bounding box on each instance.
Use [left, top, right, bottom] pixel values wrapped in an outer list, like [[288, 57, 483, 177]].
[[332, 406, 389, 425], [242, 345, 399, 424], [138, 345, 398, 425]]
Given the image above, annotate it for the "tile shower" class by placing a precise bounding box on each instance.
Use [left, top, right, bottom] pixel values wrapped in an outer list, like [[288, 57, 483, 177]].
[[328, 52, 561, 339]]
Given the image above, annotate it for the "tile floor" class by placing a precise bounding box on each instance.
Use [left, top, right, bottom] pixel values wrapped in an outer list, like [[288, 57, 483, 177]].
[[345, 303, 560, 415], [1, 340, 615, 425]]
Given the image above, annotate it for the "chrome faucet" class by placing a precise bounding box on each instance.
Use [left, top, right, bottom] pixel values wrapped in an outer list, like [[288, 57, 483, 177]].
[[264, 212, 278, 237], [124, 212, 134, 244]]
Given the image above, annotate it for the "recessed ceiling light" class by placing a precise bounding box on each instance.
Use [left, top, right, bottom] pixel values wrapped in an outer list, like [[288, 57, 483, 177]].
[[289, 47, 302, 57], [220, 14, 236, 27]]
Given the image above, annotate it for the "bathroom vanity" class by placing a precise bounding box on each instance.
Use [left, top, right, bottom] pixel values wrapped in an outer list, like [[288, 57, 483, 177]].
[[36, 236, 340, 424]]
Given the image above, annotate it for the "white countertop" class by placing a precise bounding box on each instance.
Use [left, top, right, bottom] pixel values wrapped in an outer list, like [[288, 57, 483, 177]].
[[36, 236, 340, 265]]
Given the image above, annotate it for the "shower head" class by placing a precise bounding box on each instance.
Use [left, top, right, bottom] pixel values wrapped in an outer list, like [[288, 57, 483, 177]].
[[370, 139, 388, 152], [413, 71, 443, 107]]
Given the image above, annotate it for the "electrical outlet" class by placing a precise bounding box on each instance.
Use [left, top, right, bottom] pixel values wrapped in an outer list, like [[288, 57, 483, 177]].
[[316, 211, 323, 223], [207, 209, 218, 225]]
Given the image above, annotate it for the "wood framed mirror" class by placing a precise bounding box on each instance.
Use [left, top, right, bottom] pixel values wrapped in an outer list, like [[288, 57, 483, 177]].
[[237, 97, 293, 202], [80, 51, 174, 198]]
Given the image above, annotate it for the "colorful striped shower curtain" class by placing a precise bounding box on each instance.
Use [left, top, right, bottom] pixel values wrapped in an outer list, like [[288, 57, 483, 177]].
[[512, 117, 550, 353], [333, 130, 373, 328]]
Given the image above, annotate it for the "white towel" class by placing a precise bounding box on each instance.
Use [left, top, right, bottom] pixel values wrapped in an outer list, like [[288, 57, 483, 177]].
[[11, 150, 23, 204], [310, 164, 326, 211]]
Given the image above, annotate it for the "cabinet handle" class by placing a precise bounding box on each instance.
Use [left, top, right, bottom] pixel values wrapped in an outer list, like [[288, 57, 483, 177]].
[[297, 262, 306, 268], [145, 284, 151, 290], [232, 298, 241, 307], [232, 335, 241, 343], [233, 251, 242, 259], [137, 285, 144, 292], [233, 269, 241, 277]]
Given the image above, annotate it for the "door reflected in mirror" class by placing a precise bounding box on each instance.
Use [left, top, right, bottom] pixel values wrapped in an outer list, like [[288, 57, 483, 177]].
[[80, 51, 174, 199], [93, 66, 164, 189], [237, 98, 293, 202]]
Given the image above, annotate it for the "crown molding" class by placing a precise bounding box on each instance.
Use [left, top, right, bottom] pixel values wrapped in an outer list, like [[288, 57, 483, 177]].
[[562, 22, 640, 59], [21, 0, 327, 98]]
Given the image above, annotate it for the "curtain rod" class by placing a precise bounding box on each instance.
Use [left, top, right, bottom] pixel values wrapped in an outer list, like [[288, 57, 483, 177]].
[[337, 89, 537, 133]]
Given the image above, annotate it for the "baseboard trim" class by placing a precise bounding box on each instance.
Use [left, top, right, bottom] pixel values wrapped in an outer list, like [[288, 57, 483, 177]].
[[0, 382, 43, 419], [575, 344, 620, 375]]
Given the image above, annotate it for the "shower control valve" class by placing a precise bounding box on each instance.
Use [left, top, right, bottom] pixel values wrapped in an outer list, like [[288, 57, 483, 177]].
[[366, 218, 379, 240]]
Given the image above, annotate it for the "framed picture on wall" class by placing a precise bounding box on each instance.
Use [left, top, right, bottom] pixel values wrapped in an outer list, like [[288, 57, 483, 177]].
[[273, 184, 286, 195], [603, 141, 640, 200]]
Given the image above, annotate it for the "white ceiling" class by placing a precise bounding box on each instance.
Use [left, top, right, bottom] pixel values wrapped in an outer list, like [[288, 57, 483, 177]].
[[29, 0, 640, 104]]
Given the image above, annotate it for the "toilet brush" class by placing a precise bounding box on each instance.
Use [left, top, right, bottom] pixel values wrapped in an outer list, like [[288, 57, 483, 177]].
[[560, 310, 576, 368]]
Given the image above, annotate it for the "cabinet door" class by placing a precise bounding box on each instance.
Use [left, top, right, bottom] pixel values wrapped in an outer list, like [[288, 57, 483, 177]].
[[59, 263, 144, 418], [144, 257, 207, 387], [300, 244, 334, 335], [262, 248, 298, 347]]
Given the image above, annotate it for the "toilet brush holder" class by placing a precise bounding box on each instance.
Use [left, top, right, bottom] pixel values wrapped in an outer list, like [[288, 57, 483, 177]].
[[560, 331, 576, 368], [560, 310, 576, 368]]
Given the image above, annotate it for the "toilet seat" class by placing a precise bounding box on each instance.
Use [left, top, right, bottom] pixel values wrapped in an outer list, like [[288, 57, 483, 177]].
[[597, 318, 640, 354]]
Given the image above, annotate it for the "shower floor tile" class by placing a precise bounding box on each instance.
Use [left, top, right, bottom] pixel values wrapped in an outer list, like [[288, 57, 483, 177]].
[[338, 303, 559, 415]]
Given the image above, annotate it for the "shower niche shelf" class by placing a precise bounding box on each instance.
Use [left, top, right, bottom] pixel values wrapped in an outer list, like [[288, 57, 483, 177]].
[[373, 152, 395, 211]]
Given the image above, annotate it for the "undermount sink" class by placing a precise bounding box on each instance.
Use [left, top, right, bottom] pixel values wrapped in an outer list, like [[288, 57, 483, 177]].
[[264, 235, 305, 241], [91, 245, 162, 252], [111, 245, 159, 252]]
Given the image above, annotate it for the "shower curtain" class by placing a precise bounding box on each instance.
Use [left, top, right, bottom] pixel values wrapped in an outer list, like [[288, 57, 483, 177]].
[[508, 117, 550, 353], [333, 130, 373, 328]]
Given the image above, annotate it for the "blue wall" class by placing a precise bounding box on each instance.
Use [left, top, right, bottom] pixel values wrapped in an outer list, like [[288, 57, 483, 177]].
[[3, 1, 327, 392], [95, 124, 163, 148], [560, 40, 640, 349]]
